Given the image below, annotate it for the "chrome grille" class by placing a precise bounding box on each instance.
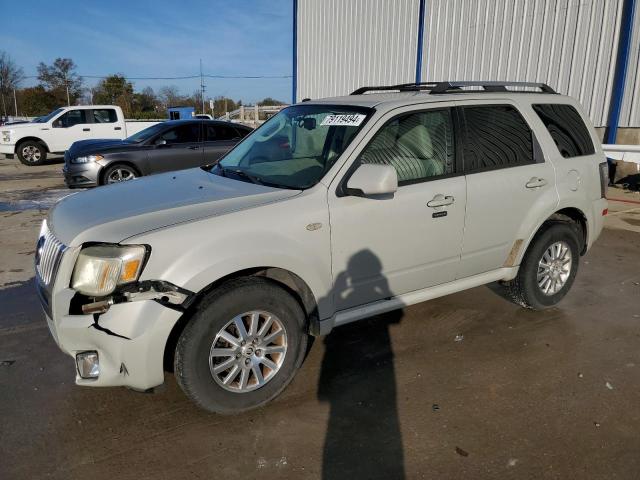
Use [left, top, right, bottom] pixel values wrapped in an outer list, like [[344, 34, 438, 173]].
[[35, 221, 67, 286]]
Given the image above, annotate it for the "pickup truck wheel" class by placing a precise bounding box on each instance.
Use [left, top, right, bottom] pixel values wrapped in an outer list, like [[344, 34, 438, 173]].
[[505, 222, 580, 310], [103, 164, 138, 184], [174, 277, 308, 414], [17, 140, 47, 166]]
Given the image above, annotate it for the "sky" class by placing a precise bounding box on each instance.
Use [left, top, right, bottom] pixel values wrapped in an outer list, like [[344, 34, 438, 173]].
[[0, 0, 294, 103]]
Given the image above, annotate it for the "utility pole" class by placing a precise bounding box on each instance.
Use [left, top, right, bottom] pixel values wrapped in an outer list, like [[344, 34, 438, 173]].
[[199, 59, 206, 114], [64, 71, 70, 106], [13, 88, 18, 116]]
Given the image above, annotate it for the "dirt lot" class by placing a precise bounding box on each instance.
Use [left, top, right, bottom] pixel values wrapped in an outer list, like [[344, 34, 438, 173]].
[[1, 158, 640, 480]]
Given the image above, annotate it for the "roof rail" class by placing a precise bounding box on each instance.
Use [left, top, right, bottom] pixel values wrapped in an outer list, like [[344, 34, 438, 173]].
[[350, 81, 556, 96]]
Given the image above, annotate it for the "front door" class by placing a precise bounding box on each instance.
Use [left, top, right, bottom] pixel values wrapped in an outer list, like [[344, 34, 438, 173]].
[[149, 122, 203, 173], [50, 109, 92, 151], [328, 106, 466, 311]]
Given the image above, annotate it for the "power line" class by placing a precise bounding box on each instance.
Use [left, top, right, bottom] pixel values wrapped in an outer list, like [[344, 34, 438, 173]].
[[23, 73, 292, 80]]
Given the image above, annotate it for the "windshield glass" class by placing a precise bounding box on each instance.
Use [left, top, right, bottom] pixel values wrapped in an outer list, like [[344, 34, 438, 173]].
[[33, 108, 64, 123], [216, 104, 371, 189], [125, 123, 168, 143]]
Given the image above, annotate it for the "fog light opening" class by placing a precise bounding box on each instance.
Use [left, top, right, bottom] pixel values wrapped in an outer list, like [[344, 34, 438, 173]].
[[76, 351, 100, 379]]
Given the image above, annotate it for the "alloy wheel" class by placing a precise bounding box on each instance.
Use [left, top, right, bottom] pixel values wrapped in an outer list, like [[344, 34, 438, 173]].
[[22, 145, 41, 163], [209, 310, 287, 393], [537, 241, 572, 296], [106, 168, 136, 183]]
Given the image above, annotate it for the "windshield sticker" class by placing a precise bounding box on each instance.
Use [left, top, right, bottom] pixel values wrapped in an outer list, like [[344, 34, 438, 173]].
[[320, 114, 366, 127]]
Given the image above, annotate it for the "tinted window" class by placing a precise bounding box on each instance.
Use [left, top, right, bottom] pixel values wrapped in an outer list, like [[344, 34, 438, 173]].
[[55, 110, 87, 128], [532, 104, 595, 158], [92, 109, 117, 123], [234, 126, 252, 138], [156, 123, 200, 144], [359, 109, 455, 184], [205, 124, 239, 141], [462, 105, 534, 172]]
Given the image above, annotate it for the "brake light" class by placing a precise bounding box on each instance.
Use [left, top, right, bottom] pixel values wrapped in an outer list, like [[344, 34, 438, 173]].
[[598, 161, 608, 198]]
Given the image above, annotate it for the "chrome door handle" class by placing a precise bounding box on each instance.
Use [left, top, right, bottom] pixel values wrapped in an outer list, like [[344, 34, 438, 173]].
[[427, 194, 454, 208], [526, 177, 547, 188]]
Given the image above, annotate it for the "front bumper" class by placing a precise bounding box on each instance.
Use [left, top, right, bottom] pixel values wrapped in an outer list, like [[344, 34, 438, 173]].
[[44, 288, 182, 390], [63, 154, 101, 187], [0, 143, 15, 156]]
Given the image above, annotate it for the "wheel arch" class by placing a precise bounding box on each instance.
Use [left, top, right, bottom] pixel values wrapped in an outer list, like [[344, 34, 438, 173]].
[[99, 161, 142, 185], [15, 136, 50, 153], [162, 266, 319, 372]]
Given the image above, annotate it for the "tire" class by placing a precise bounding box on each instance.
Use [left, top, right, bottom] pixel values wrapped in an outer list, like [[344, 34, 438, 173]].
[[174, 277, 309, 414], [17, 140, 47, 166], [102, 163, 139, 185], [504, 222, 580, 310]]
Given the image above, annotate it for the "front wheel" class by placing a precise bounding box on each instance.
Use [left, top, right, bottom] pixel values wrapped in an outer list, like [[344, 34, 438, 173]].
[[102, 163, 138, 184], [504, 222, 580, 310], [17, 140, 47, 166], [174, 277, 308, 414]]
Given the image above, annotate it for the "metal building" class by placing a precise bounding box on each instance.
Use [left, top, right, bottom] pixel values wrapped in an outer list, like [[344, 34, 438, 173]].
[[294, 0, 639, 142]]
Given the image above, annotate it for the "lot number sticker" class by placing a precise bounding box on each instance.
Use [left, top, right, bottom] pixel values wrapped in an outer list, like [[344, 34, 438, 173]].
[[321, 114, 366, 127]]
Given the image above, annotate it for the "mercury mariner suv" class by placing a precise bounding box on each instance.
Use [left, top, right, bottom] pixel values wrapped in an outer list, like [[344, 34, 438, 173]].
[[36, 81, 609, 413]]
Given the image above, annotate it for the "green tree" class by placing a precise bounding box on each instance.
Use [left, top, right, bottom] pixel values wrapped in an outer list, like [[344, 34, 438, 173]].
[[0, 51, 25, 117], [37, 58, 83, 106], [16, 86, 57, 116], [93, 74, 134, 115], [258, 97, 285, 106]]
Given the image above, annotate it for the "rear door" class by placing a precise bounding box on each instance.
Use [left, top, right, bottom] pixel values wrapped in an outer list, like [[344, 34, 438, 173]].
[[50, 109, 92, 151], [456, 102, 558, 278], [88, 108, 122, 140], [203, 123, 242, 164], [147, 122, 203, 173]]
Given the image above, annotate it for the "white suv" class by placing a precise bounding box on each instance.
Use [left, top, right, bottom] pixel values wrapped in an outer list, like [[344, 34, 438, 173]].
[[37, 82, 608, 413]]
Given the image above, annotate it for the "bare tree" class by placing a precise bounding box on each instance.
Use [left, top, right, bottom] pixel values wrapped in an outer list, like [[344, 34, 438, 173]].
[[0, 51, 25, 118], [37, 58, 83, 106]]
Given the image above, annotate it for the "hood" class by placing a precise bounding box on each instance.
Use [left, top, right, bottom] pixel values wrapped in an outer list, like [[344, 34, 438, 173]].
[[66, 139, 135, 159], [49, 168, 300, 246]]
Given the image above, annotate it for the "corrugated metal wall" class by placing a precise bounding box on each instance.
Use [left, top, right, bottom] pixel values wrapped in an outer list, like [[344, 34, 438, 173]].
[[620, 0, 640, 127], [422, 0, 624, 127], [296, 0, 420, 101]]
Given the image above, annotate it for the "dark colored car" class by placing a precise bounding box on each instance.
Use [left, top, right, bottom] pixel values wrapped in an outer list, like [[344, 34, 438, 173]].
[[63, 119, 252, 188]]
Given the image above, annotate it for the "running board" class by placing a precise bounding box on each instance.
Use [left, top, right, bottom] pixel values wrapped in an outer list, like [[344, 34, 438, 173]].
[[321, 267, 518, 334]]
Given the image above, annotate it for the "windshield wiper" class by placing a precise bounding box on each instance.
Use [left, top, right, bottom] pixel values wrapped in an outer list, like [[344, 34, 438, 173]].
[[218, 165, 264, 185]]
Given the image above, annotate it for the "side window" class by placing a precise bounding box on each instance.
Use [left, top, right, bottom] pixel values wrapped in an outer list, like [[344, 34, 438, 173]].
[[359, 109, 455, 184], [156, 124, 200, 145], [92, 109, 117, 123], [462, 105, 534, 172], [532, 104, 595, 158], [234, 126, 252, 138], [215, 124, 239, 140], [54, 110, 87, 128]]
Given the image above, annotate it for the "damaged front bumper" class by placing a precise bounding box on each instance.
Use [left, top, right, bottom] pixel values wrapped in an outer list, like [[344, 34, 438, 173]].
[[43, 279, 193, 391]]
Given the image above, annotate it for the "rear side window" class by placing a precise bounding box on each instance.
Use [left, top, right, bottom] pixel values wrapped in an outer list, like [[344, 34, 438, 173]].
[[92, 109, 117, 123], [462, 105, 534, 172], [359, 109, 455, 185], [205, 124, 238, 141], [532, 104, 595, 158]]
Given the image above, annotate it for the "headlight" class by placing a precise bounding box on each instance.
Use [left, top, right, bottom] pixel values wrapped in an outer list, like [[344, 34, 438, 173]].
[[71, 244, 147, 297], [71, 154, 103, 164], [1, 130, 11, 143]]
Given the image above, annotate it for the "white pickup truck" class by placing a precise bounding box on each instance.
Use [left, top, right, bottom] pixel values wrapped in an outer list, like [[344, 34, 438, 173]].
[[0, 105, 160, 165]]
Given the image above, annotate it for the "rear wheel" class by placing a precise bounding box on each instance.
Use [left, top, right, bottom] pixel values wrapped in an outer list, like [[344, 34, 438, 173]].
[[504, 222, 580, 310], [174, 277, 308, 414], [17, 140, 47, 166], [102, 163, 138, 184]]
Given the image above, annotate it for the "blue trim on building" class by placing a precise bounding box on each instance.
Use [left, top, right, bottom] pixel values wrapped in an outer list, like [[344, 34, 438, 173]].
[[292, 0, 298, 103], [415, 0, 427, 83], [605, 0, 636, 144]]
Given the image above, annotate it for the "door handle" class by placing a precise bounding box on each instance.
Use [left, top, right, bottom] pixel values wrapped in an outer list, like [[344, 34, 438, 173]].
[[525, 177, 547, 189], [83, 128, 90, 132], [427, 194, 455, 208], [114, 126, 122, 131], [187, 146, 201, 150]]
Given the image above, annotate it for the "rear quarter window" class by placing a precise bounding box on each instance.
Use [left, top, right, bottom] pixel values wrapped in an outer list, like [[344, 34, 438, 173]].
[[532, 104, 595, 158]]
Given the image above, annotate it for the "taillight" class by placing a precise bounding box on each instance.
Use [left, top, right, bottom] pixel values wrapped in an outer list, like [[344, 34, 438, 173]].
[[599, 161, 608, 198]]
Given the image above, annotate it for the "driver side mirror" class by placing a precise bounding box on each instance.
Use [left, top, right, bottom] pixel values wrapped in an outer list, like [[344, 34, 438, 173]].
[[155, 139, 168, 147], [346, 163, 398, 197]]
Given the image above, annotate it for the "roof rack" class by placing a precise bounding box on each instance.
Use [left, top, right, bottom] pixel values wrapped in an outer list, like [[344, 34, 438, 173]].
[[351, 81, 556, 96]]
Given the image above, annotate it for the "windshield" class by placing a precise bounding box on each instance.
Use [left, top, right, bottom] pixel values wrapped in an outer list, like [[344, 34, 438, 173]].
[[125, 123, 168, 143], [216, 104, 371, 189], [33, 108, 64, 123]]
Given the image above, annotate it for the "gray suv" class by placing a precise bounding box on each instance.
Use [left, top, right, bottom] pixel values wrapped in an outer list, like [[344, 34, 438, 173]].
[[38, 81, 608, 413]]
